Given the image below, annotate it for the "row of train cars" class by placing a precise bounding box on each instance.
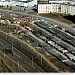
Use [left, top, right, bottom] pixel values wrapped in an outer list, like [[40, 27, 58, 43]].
[[8, 11, 75, 71], [27, 34, 75, 72], [34, 21, 75, 62], [27, 21, 75, 72]]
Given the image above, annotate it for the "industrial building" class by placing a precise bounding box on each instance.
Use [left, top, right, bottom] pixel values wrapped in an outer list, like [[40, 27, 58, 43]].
[[38, 0, 75, 15]]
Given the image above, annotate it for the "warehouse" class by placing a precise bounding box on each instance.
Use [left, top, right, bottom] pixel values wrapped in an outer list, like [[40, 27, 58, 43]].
[[38, 0, 75, 15]]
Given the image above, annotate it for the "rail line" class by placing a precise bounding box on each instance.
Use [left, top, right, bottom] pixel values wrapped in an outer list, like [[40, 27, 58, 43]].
[[34, 21, 75, 71], [0, 33, 44, 72]]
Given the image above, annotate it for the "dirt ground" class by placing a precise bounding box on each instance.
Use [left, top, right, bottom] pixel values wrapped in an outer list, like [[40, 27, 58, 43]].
[[39, 13, 73, 24], [28, 11, 73, 24]]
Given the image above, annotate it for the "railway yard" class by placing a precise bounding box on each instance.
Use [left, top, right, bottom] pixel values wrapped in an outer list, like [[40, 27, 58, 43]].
[[0, 9, 75, 72]]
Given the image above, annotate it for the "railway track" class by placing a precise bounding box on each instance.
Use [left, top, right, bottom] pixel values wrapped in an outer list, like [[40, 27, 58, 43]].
[[34, 21, 75, 71], [39, 21, 75, 47], [34, 21, 75, 51], [0, 50, 27, 72], [38, 21, 75, 55], [0, 31, 57, 72], [0, 57, 13, 72], [0, 9, 74, 72], [37, 21, 75, 55], [0, 33, 44, 72]]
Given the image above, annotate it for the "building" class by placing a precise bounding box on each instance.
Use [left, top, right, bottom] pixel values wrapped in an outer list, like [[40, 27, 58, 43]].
[[38, 0, 75, 15], [0, 0, 37, 8]]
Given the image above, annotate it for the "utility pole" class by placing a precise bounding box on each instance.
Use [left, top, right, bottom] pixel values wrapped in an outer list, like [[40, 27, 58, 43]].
[[6, 34, 7, 38], [12, 40, 13, 52], [18, 61, 20, 69], [12, 40, 14, 70], [4, 50, 5, 58], [13, 62, 14, 69], [32, 56, 33, 67], [2, 42, 3, 46], [41, 55, 42, 64], [21, 42, 22, 50]]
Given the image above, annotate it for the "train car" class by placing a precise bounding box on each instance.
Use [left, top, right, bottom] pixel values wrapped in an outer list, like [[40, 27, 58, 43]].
[[64, 51, 74, 60], [59, 43, 74, 52], [62, 50, 68, 54], [64, 61, 75, 71], [67, 53, 74, 61], [28, 35, 41, 46], [47, 40, 55, 48], [34, 22, 46, 29], [72, 51, 75, 55], [53, 53, 67, 62]]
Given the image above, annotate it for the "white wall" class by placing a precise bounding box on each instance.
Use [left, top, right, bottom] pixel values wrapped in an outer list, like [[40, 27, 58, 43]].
[[38, 3, 75, 15], [38, 4, 50, 13]]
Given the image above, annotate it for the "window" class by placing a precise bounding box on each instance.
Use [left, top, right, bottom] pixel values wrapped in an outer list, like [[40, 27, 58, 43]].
[[58, 5, 61, 12]]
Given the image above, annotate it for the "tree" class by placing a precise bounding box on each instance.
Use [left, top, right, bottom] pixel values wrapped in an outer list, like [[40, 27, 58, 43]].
[[33, 29, 42, 35]]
